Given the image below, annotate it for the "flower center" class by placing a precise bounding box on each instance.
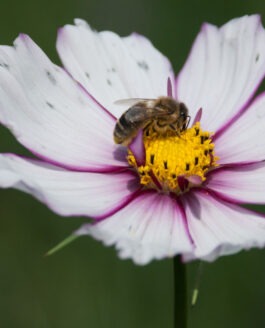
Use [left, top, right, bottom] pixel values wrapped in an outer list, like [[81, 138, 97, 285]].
[[127, 122, 218, 194]]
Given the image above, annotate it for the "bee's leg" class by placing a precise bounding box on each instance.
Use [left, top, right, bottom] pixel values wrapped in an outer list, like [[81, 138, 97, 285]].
[[183, 116, 191, 130], [169, 124, 181, 136], [143, 122, 153, 136]]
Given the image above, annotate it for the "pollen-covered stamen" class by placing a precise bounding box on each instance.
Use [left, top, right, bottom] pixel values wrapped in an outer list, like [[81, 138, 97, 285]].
[[127, 122, 218, 194]]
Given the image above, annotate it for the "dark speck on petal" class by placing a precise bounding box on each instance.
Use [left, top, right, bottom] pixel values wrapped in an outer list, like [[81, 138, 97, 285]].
[[137, 60, 149, 71], [107, 79, 112, 86], [46, 70, 56, 84], [46, 101, 55, 109], [107, 67, 117, 73], [0, 62, 9, 70], [256, 53, 260, 62]]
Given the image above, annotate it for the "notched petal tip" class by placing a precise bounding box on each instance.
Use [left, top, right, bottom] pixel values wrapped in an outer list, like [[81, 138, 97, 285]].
[[17, 32, 29, 40], [15, 33, 31, 48], [200, 14, 261, 32], [73, 18, 89, 27]]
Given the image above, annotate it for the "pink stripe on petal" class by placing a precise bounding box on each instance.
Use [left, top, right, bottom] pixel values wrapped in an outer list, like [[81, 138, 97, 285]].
[[177, 15, 265, 133], [76, 192, 194, 265], [1, 151, 129, 174], [94, 188, 143, 221], [182, 190, 265, 262], [206, 162, 265, 204], [172, 194, 194, 245], [0, 35, 127, 171], [214, 92, 265, 164], [0, 154, 139, 218], [213, 92, 255, 141], [62, 66, 116, 121], [29, 147, 128, 173], [56, 20, 174, 118]]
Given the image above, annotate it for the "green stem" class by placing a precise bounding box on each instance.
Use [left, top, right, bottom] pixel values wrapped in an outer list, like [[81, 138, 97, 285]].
[[173, 255, 187, 328]]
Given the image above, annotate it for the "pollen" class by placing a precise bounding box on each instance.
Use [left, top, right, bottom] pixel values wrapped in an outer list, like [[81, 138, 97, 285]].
[[127, 122, 218, 194]]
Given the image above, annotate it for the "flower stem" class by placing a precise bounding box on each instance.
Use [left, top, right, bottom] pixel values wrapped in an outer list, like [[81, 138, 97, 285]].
[[173, 255, 187, 328]]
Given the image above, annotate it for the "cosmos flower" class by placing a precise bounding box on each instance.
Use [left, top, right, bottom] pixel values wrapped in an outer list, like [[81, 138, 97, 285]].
[[1, 15, 265, 265]]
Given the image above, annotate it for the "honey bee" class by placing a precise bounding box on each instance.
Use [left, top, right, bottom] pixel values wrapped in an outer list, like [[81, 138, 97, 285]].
[[113, 96, 190, 145]]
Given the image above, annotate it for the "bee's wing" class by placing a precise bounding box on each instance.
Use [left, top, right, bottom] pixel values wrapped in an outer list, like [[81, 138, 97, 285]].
[[114, 98, 154, 107]]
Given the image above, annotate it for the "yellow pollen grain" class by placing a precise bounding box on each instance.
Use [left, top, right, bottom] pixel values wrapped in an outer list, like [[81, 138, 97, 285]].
[[127, 122, 218, 193]]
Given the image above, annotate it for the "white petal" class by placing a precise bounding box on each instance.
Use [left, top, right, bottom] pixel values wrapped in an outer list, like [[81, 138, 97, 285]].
[[0, 154, 139, 217], [56, 19, 174, 118], [182, 191, 265, 262], [177, 15, 265, 132], [206, 162, 265, 204], [0, 34, 127, 171], [214, 92, 265, 164], [76, 192, 193, 265]]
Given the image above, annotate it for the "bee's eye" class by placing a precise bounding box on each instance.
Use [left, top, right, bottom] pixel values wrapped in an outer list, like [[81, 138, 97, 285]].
[[180, 110, 186, 117], [179, 103, 188, 118]]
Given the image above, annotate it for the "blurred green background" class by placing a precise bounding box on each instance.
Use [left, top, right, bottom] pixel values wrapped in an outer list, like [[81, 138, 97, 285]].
[[0, 0, 265, 327]]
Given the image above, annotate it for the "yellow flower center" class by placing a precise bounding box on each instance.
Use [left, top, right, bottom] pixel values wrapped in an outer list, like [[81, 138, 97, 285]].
[[127, 122, 218, 194]]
